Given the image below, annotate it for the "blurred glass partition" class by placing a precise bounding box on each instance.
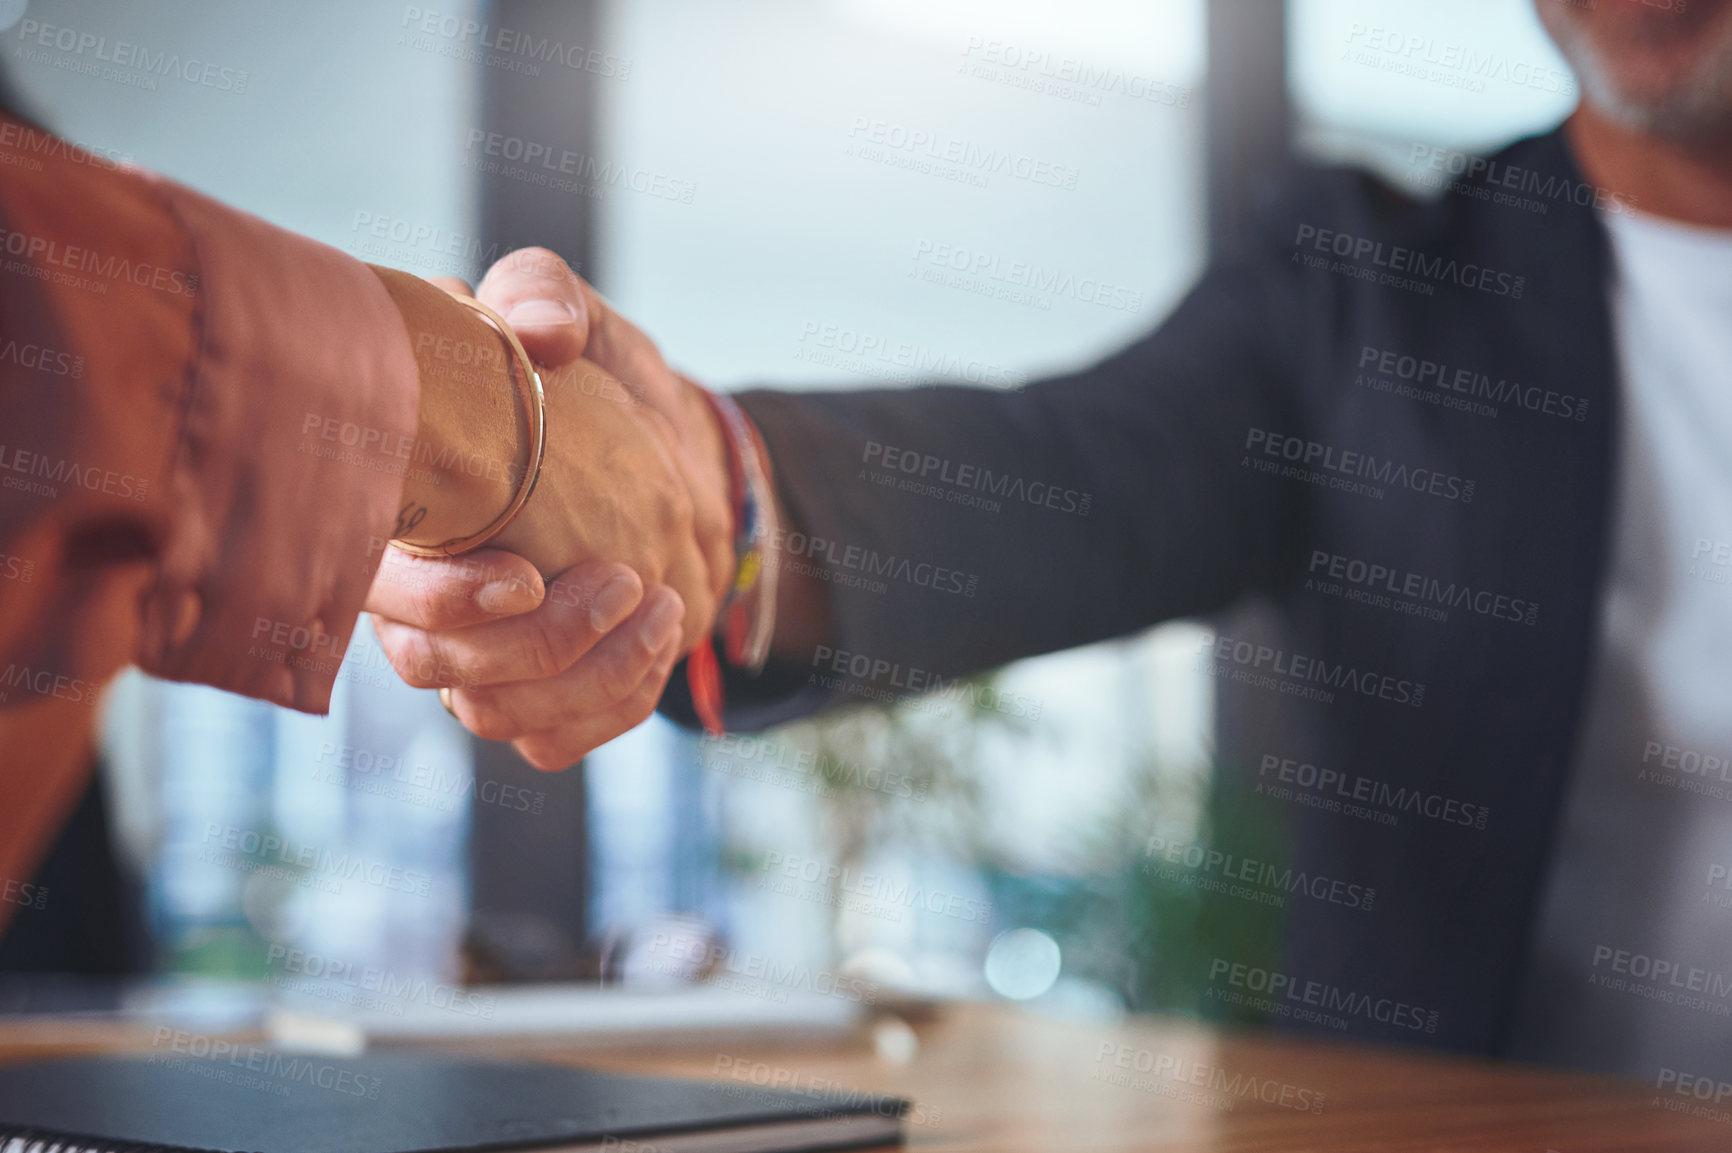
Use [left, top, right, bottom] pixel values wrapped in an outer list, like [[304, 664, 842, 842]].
[[586, 0, 1214, 1015], [1289, 0, 1578, 174], [597, 0, 1205, 380]]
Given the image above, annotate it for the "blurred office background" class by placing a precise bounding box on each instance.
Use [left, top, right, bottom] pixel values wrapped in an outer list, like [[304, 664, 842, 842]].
[[4, 0, 1574, 1017]]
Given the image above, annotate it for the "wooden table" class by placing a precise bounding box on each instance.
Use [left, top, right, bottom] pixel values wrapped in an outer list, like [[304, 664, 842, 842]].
[[4, 1002, 1730, 1151], [573, 1003, 1731, 1153]]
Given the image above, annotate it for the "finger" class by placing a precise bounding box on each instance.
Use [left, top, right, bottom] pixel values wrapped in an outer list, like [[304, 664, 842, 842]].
[[477, 247, 587, 367], [365, 546, 544, 629], [429, 276, 475, 298], [476, 248, 666, 401], [452, 586, 685, 738], [577, 285, 677, 405], [508, 629, 687, 771], [374, 561, 646, 689], [625, 401, 731, 614], [661, 544, 718, 653], [658, 409, 737, 610]]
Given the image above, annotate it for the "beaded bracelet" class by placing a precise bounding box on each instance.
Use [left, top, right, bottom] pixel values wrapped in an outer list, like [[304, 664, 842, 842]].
[[688, 389, 780, 735]]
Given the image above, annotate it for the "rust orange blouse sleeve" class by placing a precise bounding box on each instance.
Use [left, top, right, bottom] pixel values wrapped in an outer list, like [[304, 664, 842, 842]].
[[0, 115, 420, 715]]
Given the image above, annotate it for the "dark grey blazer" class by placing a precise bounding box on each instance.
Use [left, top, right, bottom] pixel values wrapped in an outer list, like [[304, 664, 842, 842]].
[[666, 127, 1621, 1057]]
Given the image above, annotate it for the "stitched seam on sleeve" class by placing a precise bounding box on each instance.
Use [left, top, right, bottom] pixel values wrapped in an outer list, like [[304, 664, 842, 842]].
[[135, 172, 212, 661]]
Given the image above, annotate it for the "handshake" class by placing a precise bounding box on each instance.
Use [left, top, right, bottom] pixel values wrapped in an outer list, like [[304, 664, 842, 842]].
[[361, 248, 767, 771]]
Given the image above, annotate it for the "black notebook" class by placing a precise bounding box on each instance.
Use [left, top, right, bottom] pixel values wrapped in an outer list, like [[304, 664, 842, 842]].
[[0, 1052, 906, 1152]]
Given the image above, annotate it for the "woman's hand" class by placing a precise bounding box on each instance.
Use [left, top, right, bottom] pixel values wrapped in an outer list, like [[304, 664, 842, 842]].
[[364, 251, 734, 769]]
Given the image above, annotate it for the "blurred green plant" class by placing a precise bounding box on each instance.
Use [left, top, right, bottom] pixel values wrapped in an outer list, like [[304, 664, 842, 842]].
[[717, 670, 1289, 1024]]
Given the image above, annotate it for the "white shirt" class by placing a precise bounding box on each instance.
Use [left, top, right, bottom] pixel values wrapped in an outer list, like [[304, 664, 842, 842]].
[[1513, 208, 1732, 1077]]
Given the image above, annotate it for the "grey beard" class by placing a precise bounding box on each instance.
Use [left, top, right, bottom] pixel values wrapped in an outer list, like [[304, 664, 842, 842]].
[[1553, 20, 1732, 141]]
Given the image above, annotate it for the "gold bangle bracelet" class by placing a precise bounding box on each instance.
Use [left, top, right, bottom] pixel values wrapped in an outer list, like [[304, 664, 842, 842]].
[[392, 294, 548, 558]]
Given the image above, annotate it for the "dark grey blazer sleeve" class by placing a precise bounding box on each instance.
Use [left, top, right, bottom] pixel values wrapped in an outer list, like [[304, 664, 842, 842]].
[[661, 250, 1314, 731]]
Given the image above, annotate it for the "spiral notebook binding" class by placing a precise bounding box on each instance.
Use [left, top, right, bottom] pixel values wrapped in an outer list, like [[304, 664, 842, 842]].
[[0, 1129, 238, 1153], [3, 1131, 152, 1153]]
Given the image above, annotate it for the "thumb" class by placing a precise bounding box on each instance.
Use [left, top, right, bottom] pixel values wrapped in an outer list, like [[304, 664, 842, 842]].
[[478, 246, 588, 368]]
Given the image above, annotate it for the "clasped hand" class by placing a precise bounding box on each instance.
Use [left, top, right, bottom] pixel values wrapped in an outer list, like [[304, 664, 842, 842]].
[[364, 249, 732, 770]]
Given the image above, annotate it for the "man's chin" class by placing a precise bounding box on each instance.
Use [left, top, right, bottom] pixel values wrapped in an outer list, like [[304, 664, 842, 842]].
[[1540, 0, 1732, 140]]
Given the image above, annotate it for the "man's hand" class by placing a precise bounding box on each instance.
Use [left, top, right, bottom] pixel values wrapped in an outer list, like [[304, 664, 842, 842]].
[[365, 250, 733, 770], [476, 248, 733, 535]]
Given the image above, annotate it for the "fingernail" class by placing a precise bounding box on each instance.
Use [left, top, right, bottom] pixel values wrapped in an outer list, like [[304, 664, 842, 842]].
[[506, 299, 577, 328], [589, 573, 641, 632], [639, 595, 684, 652], [478, 575, 543, 615]]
